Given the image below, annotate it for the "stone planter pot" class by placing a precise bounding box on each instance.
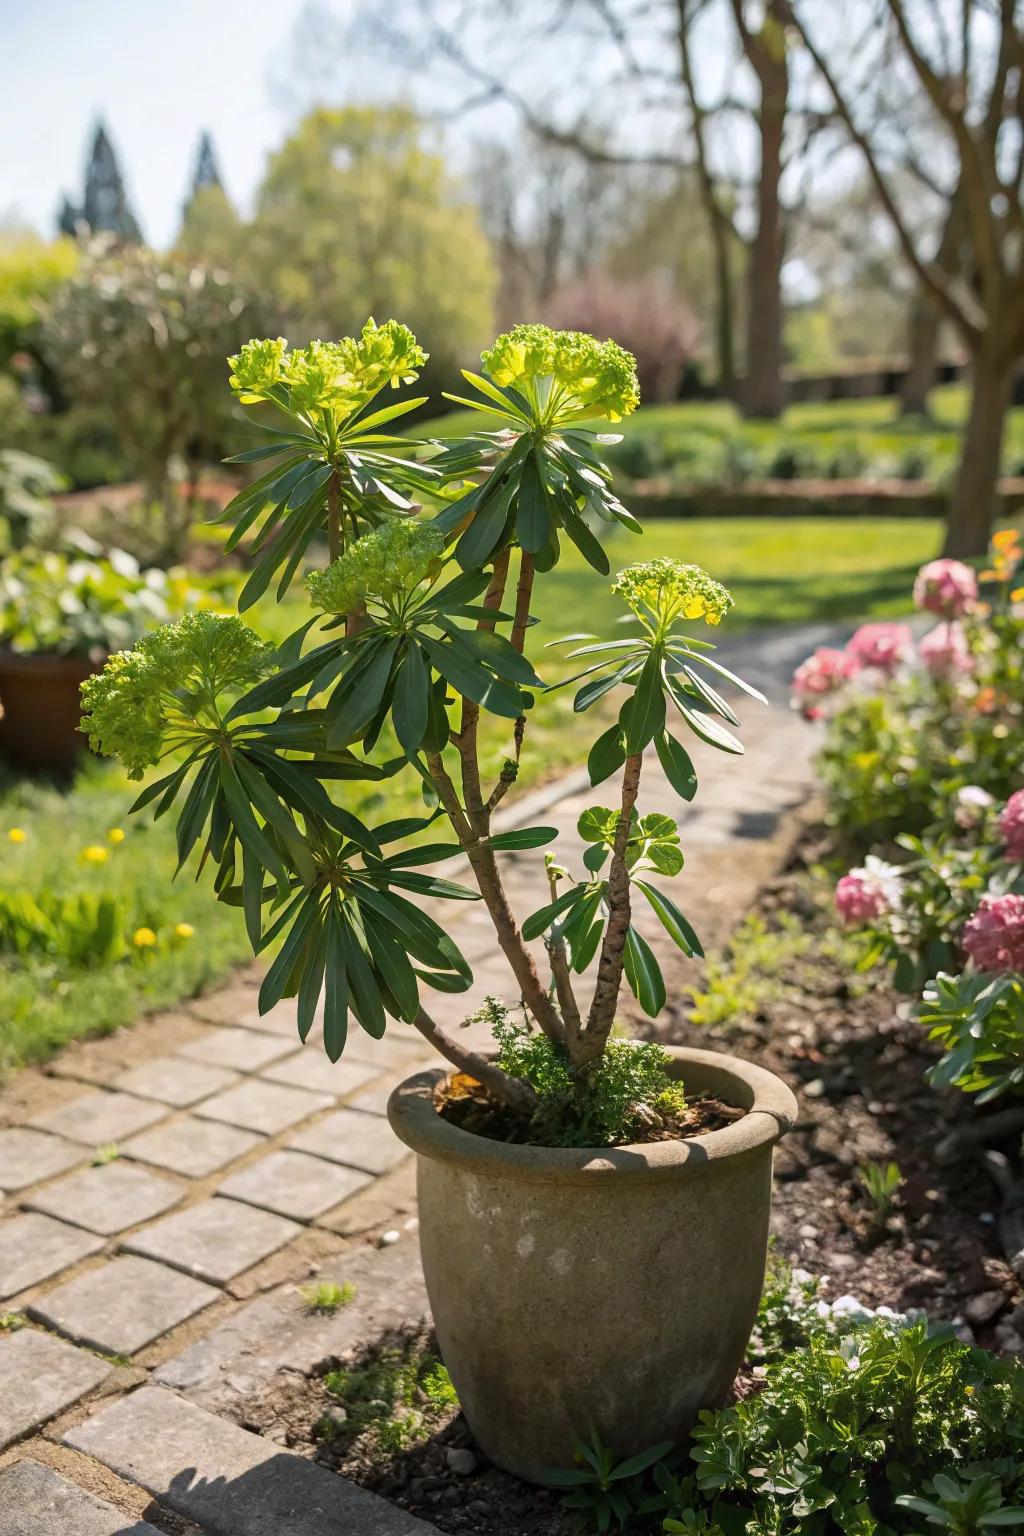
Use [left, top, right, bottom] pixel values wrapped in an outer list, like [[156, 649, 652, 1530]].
[[0, 650, 101, 775], [389, 1045, 798, 1482]]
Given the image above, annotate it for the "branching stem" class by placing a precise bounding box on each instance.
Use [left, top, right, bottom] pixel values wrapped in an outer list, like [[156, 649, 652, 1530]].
[[412, 1008, 537, 1113], [576, 751, 643, 1066]]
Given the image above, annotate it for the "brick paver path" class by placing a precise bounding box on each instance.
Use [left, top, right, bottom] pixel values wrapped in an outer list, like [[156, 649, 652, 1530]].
[[0, 623, 823, 1532]]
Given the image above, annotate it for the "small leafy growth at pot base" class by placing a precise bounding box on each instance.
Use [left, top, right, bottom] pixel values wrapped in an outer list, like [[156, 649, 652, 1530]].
[[320, 1330, 457, 1455], [491, 1002, 687, 1147], [300, 1280, 355, 1314]]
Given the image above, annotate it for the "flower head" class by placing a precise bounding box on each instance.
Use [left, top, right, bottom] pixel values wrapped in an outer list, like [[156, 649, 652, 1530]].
[[227, 337, 288, 402], [230, 321, 426, 418], [918, 621, 973, 677], [481, 324, 640, 421], [133, 926, 157, 949], [108, 827, 125, 844], [613, 557, 733, 629], [791, 647, 860, 718], [7, 828, 26, 844], [174, 922, 195, 939], [998, 789, 1024, 861], [306, 519, 444, 615], [963, 893, 1024, 972], [81, 612, 274, 779], [835, 856, 903, 926], [846, 621, 913, 673], [953, 785, 994, 831], [913, 558, 978, 618], [81, 845, 108, 864]]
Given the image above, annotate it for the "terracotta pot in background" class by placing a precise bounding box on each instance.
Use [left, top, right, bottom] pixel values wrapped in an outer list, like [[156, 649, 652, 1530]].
[[389, 1045, 798, 1482], [0, 651, 101, 775]]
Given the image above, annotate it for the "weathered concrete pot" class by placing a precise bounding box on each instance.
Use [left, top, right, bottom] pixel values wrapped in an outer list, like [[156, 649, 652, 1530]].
[[389, 1045, 797, 1483]]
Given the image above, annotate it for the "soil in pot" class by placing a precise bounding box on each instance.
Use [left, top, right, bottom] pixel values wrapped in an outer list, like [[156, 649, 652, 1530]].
[[0, 650, 100, 774]]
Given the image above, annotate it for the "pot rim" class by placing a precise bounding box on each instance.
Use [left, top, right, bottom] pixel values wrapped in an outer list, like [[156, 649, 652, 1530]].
[[388, 1045, 798, 1184]]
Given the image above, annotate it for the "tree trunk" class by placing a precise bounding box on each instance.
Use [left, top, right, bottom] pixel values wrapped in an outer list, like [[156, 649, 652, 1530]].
[[943, 344, 1013, 557], [899, 296, 942, 416], [709, 204, 738, 399], [900, 184, 966, 418], [740, 8, 787, 421]]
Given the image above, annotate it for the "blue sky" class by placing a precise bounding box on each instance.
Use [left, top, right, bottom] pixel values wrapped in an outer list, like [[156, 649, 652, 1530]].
[[2, 0, 313, 246]]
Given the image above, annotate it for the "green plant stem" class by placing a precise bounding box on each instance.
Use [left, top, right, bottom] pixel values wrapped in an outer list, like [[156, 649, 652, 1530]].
[[411, 1006, 536, 1112], [424, 745, 566, 1048], [577, 751, 644, 1066], [327, 469, 342, 563]]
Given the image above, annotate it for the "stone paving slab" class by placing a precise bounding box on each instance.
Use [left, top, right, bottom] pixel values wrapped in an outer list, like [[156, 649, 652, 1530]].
[[343, 1082, 394, 1117], [155, 1236, 427, 1412], [193, 1080, 333, 1136], [0, 1460, 164, 1536], [0, 1128, 84, 1193], [121, 1116, 263, 1179], [217, 1150, 371, 1223], [122, 1197, 301, 1287], [0, 1213, 105, 1301], [25, 1160, 182, 1236], [112, 1056, 240, 1107], [287, 1108, 407, 1176], [0, 1327, 112, 1450], [66, 1386, 436, 1533], [29, 1255, 219, 1356], [27, 1091, 167, 1148], [259, 1050, 378, 1098], [179, 1029, 294, 1073]]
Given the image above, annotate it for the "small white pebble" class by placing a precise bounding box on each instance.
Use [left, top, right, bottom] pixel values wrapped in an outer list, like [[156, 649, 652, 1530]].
[[979, 1211, 996, 1225], [378, 1229, 400, 1247], [804, 1079, 826, 1099]]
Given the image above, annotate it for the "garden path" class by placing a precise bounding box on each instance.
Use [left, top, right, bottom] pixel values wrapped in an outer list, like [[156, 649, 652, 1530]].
[[0, 622, 828, 1536]]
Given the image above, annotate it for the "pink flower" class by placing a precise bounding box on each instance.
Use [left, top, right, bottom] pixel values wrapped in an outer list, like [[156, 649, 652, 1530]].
[[913, 558, 978, 618], [963, 893, 1024, 972], [918, 621, 973, 677], [792, 647, 860, 717], [846, 622, 913, 673], [835, 857, 903, 926], [998, 790, 1024, 861]]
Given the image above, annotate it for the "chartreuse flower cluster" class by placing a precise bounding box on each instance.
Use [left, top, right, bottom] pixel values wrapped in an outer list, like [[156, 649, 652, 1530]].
[[228, 319, 427, 420], [306, 519, 443, 617], [613, 558, 733, 631], [480, 323, 640, 422], [80, 612, 273, 778]]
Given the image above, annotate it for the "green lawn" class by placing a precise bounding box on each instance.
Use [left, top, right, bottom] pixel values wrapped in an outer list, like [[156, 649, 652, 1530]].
[[0, 511, 944, 1077]]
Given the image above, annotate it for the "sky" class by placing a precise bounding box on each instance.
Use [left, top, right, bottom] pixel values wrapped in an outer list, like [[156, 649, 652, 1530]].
[[2, 0, 316, 247]]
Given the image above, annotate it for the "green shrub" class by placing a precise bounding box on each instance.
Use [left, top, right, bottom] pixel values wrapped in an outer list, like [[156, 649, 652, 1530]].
[[676, 1322, 1024, 1535]]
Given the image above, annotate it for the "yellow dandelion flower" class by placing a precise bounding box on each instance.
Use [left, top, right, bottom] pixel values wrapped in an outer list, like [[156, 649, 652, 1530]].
[[7, 827, 26, 844], [133, 926, 157, 948], [108, 828, 125, 844], [82, 845, 108, 864], [174, 922, 195, 939]]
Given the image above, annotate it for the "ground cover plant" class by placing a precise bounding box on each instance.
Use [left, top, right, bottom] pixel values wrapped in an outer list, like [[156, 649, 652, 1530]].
[[81, 317, 776, 1137]]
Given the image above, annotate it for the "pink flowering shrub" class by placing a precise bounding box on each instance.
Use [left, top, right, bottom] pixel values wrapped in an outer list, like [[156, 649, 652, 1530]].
[[918, 621, 972, 678], [962, 893, 1024, 973], [845, 621, 913, 673], [999, 789, 1024, 861], [835, 857, 902, 926], [791, 647, 860, 718], [912, 558, 978, 618]]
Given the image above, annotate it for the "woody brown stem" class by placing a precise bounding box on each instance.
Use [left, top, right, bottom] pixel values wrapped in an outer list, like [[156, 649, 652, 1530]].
[[575, 751, 643, 1066], [546, 868, 583, 1051], [412, 1008, 536, 1113]]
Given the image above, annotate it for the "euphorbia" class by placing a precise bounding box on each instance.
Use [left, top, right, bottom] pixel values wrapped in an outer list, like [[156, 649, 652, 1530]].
[[82, 320, 762, 1125]]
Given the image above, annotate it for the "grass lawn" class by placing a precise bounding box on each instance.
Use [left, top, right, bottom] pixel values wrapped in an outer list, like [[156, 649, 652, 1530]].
[[0, 511, 943, 1078]]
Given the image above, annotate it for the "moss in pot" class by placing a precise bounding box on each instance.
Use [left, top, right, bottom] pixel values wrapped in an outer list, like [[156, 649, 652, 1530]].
[[81, 320, 798, 1479]]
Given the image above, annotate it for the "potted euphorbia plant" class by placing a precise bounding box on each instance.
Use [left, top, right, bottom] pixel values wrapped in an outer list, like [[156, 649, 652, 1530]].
[[81, 320, 796, 1479]]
